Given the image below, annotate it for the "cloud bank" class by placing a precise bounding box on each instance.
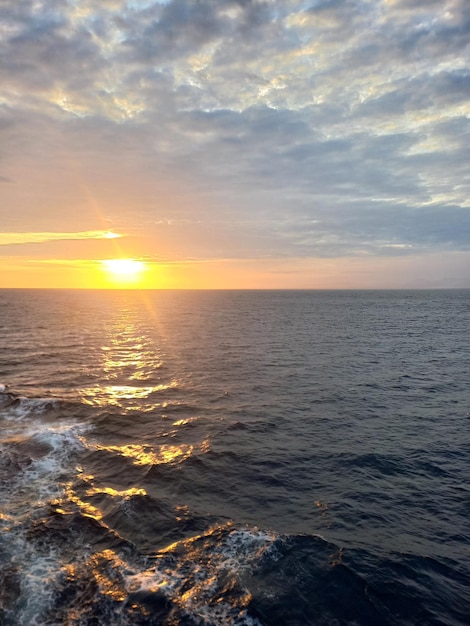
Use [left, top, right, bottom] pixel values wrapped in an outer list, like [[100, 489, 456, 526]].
[[0, 0, 469, 284]]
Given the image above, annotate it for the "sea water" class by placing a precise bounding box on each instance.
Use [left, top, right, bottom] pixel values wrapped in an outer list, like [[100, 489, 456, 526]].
[[0, 289, 468, 625]]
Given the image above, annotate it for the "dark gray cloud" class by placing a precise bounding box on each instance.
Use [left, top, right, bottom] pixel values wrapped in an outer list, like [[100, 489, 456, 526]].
[[278, 201, 470, 257], [0, 1, 104, 93], [120, 0, 276, 63]]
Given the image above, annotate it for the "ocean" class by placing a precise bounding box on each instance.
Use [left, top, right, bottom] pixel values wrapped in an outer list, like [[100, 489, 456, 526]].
[[0, 289, 468, 625]]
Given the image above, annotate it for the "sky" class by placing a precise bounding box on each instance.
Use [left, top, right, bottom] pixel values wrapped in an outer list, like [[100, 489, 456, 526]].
[[1, 0, 469, 289]]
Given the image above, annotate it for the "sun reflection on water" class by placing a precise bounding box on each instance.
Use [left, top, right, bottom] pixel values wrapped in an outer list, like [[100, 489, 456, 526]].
[[76, 308, 183, 412], [55, 482, 103, 521], [63, 550, 129, 603], [85, 485, 147, 498], [66, 299, 205, 535], [81, 381, 178, 408], [93, 442, 194, 466], [101, 340, 164, 381]]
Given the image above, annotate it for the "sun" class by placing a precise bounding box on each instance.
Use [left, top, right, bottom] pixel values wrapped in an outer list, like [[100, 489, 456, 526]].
[[101, 259, 147, 286]]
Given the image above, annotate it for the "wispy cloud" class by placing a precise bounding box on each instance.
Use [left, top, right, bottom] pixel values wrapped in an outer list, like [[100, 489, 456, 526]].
[[0, 231, 122, 246]]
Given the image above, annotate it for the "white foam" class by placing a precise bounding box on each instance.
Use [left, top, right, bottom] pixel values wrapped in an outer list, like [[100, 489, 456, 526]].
[[34, 420, 88, 452], [214, 528, 278, 566], [125, 526, 278, 626], [0, 417, 91, 625], [0, 396, 60, 421], [15, 547, 64, 626], [12, 422, 89, 503]]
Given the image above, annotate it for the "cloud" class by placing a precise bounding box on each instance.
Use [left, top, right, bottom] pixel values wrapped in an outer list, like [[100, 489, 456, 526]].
[[0, 0, 469, 279], [0, 231, 121, 246]]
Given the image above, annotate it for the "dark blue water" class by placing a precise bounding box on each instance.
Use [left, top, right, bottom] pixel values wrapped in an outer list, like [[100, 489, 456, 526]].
[[0, 289, 469, 625]]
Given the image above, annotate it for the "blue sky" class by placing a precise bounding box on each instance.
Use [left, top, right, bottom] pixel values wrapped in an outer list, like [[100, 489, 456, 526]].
[[1, 0, 469, 287]]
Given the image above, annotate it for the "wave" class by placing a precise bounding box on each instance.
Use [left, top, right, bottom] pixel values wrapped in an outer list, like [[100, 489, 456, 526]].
[[0, 384, 62, 420], [8, 509, 452, 626], [1, 382, 468, 625], [0, 385, 91, 625]]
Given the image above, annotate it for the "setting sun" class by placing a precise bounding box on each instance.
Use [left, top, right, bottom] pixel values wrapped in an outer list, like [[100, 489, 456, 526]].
[[101, 259, 147, 286]]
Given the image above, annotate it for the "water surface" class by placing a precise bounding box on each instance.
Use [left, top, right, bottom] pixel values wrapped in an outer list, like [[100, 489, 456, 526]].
[[0, 289, 468, 624]]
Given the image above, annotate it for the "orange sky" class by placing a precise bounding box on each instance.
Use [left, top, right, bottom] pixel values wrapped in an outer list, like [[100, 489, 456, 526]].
[[2, 247, 469, 290]]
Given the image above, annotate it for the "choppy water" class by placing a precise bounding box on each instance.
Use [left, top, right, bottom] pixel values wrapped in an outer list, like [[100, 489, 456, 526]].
[[0, 289, 469, 625]]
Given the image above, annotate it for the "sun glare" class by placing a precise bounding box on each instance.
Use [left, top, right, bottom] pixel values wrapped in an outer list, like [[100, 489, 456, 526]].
[[101, 259, 147, 286]]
